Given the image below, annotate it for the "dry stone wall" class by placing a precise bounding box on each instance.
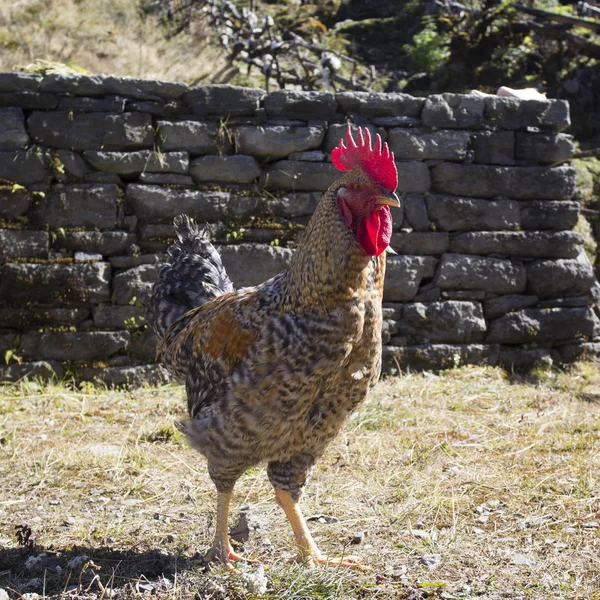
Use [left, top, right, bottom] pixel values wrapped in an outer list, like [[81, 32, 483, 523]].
[[0, 72, 597, 386]]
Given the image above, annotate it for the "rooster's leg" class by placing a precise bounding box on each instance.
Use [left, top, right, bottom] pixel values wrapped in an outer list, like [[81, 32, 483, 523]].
[[203, 490, 242, 568], [274, 488, 362, 568]]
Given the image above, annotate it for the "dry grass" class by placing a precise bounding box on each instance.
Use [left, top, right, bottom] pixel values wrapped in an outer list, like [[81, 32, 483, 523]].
[[0, 0, 225, 82], [1, 363, 600, 599]]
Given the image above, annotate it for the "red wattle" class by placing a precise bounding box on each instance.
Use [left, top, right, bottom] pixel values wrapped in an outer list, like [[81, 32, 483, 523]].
[[357, 206, 392, 257]]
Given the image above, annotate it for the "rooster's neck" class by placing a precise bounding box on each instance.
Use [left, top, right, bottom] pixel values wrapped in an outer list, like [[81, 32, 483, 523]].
[[280, 186, 385, 313]]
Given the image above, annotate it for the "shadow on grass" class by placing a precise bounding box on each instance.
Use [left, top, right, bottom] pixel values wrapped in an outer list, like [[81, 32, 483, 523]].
[[0, 543, 204, 597]]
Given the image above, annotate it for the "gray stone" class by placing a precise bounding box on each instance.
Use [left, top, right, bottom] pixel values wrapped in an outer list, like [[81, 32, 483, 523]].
[[27, 111, 153, 151], [486, 307, 600, 344], [426, 195, 520, 231], [383, 344, 499, 373], [84, 150, 188, 175], [240, 228, 286, 244], [190, 155, 260, 184], [0, 73, 41, 92], [388, 129, 470, 161], [381, 319, 399, 344], [539, 295, 590, 308], [0, 360, 64, 382], [0, 188, 32, 218], [219, 243, 293, 288], [0, 262, 111, 305], [262, 161, 338, 191], [396, 301, 486, 343], [520, 201, 579, 231], [484, 97, 570, 131], [57, 96, 126, 112], [442, 290, 486, 300], [113, 264, 161, 305], [0, 331, 19, 356], [370, 116, 420, 127], [138, 173, 195, 186], [86, 172, 123, 184], [324, 123, 385, 154], [21, 331, 130, 361], [156, 120, 221, 154], [390, 232, 449, 255], [403, 194, 429, 231], [140, 224, 175, 241], [515, 132, 575, 164], [0, 333, 17, 353], [0, 108, 29, 151], [93, 305, 145, 329], [127, 326, 159, 361], [262, 192, 321, 218], [121, 215, 137, 232], [390, 196, 405, 229], [264, 90, 336, 119], [449, 231, 583, 259], [335, 92, 424, 118], [79, 364, 168, 388], [431, 163, 576, 200], [384, 255, 437, 301], [110, 254, 166, 269], [396, 162, 431, 193], [61, 232, 137, 256], [122, 214, 137, 232], [56, 150, 87, 179], [288, 151, 326, 162], [0, 92, 58, 110], [471, 131, 515, 165], [29, 184, 118, 230], [435, 254, 526, 294], [382, 303, 403, 320], [74, 251, 103, 262], [235, 125, 325, 160], [527, 253, 596, 297], [483, 295, 539, 318], [554, 342, 600, 364], [185, 85, 264, 117], [414, 286, 441, 302], [498, 347, 553, 371], [0, 229, 48, 259], [41, 74, 187, 99], [422, 94, 484, 129], [0, 151, 52, 185], [127, 99, 190, 117], [127, 185, 240, 222], [0, 308, 89, 328]]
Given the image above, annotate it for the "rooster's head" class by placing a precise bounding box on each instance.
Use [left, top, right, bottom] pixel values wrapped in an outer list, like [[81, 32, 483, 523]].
[[331, 125, 399, 257]]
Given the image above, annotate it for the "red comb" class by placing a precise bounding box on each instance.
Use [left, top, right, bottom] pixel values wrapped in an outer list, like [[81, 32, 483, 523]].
[[331, 125, 398, 192]]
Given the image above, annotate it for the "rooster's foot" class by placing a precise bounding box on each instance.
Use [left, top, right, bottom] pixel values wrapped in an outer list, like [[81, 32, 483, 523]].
[[203, 542, 243, 570], [301, 552, 367, 570]]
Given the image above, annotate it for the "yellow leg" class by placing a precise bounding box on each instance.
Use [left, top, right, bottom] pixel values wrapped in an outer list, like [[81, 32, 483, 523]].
[[203, 490, 243, 568], [274, 488, 363, 569]]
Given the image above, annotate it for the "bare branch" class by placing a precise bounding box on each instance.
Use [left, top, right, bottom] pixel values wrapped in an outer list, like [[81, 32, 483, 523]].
[[514, 3, 600, 33], [574, 147, 600, 159]]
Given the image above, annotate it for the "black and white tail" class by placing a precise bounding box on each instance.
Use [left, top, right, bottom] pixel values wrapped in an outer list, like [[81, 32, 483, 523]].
[[145, 215, 233, 345]]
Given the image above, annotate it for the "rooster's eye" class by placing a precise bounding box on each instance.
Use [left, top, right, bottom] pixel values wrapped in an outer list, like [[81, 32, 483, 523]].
[[354, 183, 363, 191]]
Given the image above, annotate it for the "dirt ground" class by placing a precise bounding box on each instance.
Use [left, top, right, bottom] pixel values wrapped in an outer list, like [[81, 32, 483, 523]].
[[1, 362, 599, 599]]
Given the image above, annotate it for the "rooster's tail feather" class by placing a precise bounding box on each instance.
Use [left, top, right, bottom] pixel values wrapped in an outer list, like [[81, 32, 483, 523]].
[[145, 215, 233, 343]]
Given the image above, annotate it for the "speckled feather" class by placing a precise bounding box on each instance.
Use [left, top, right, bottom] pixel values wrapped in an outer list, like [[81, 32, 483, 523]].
[[145, 215, 234, 345], [147, 170, 386, 499]]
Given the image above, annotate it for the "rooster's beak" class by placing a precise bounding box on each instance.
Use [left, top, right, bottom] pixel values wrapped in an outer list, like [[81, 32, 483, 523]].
[[375, 192, 400, 208]]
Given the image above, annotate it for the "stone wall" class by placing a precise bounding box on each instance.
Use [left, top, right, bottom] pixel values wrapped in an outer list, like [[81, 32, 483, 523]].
[[0, 72, 597, 386]]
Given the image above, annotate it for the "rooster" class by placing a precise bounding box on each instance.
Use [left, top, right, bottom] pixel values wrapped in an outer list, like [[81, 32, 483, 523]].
[[146, 126, 400, 568]]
